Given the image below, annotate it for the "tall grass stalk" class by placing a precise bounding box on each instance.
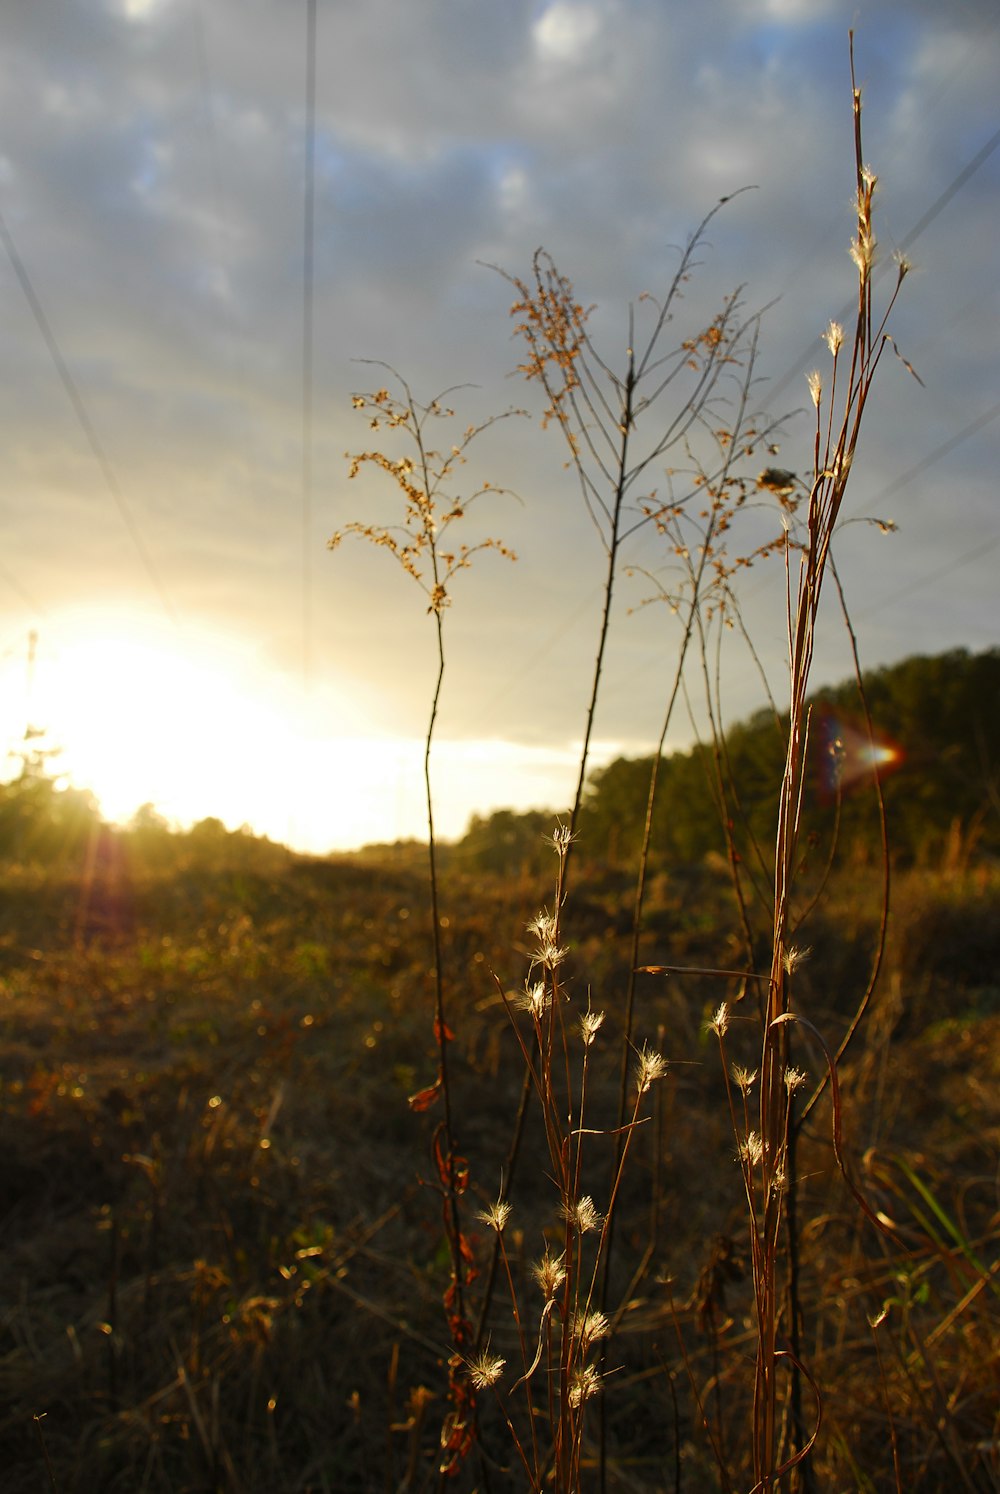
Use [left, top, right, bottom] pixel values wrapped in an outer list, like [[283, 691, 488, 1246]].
[[751, 41, 913, 1486], [329, 370, 522, 1474], [332, 39, 919, 1492]]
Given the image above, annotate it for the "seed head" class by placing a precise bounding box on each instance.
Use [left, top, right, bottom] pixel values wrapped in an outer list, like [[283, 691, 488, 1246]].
[[824, 320, 844, 356], [573, 1310, 610, 1348], [545, 823, 574, 857], [709, 1002, 729, 1038], [515, 980, 551, 1020], [527, 911, 568, 971], [784, 1066, 808, 1095], [477, 1197, 512, 1233], [568, 1363, 602, 1407], [563, 1195, 602, 1234], [635, 1043, 668, 1095], [579, 1008, 605, 1046], [807, 370, 822, 408], [738, 1131, 764, 1168], [732, 1064, 757, 1094], [467, 1348, 505, 1389], [849, 226, 876, 276], [782, 945, 811, 975], [531, 1248, 566, 1299]]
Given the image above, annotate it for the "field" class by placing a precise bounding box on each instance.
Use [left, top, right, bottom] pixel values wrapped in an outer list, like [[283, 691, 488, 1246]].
[[3, 53, 998, 1493], [1, 832, 997, 1491]]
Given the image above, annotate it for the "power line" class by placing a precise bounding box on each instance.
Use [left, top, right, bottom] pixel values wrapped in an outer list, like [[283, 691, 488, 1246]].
[[857, 531, 1000, 620], [301, 0, 317, 693], [0, 558, 47, 617], [0, 209, 177, 627], [768, 123, 1000, 408], [874, 400, 1000, 505]]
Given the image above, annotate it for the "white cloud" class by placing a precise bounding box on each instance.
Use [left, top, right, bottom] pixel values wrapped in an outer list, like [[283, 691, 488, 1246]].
[[533, 1, 602, 62], [0, 0, 994, 844]]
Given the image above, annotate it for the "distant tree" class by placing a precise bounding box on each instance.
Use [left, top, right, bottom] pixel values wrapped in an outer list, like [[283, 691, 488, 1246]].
[[571, 648, 1000, 869], [456, 807, 554, 876], [0, 742, 100, 866]]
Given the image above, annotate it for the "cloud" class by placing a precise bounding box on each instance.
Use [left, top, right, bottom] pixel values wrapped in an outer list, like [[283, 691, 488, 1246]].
[[532, 1, 603, 62], [0, 0, 995, 845]]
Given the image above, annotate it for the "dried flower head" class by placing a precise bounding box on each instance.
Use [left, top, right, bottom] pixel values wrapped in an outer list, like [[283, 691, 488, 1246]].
[[709, 1002, 730, 1037], [573, 1310, 610, 1348], [568, 1363, 602, 1407], [732, 1064, 757, 1094], [757, 467, 797, 494], [738, 1131, 764, 1168], [531, 1248, 566, 1300], [545, 823, 574, 856], [527, 911, 568, 971], [515, 980, 551, 1020], [849, 225, 877, 275], [579, 1008, 605, 1046], [635, 1043, 668, 1095], [807, 369, 822, 408], [467, 1348, 505, 1389], [782, 945, 811, 975], [784, 1066, 808, 1095], [824, 320, 844, 355], [563, 1195, 602, 1234], [477, 1196, 512, 1233]]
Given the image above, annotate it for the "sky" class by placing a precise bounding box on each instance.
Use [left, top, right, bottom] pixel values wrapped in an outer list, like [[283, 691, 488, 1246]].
[[0, 0, 996, 853]]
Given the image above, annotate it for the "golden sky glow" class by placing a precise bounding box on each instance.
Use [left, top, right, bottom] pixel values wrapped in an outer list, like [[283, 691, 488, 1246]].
[[1, 1, 996, 851]]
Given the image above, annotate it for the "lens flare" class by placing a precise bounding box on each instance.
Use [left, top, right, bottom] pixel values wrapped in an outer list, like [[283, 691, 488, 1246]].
[[817, 708, 903, 801]]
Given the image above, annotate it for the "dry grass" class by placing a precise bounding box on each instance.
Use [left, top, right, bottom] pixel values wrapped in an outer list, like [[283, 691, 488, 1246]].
[[0, 852, 996, 1491], [3, 39, 998, 1494]]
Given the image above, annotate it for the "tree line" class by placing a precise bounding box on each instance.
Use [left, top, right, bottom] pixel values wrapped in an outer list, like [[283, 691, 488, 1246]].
[[454, 648, 1000, 874]]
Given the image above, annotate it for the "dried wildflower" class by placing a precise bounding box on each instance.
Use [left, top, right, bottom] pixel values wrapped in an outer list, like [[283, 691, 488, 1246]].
[[635, 1043, 668, 1095], [531, 1248, 566, 1300], [757, 467, 797, 494], [738, 1131, 764, 1168], [467, 1348, 505, 1389], [477, 1197, 512, 1233], [568, 1363, 602, 1407], [732, 1064, 757, 1094], [527, 911, 568, 971], [573, 1310, 610, 1347], [545, 823, 574, 856], [563, 1195, 602, 1234], [709, 1002, 729, 1037], [782, 945, 811, 975], [824, 319, 844, 355], [849, 225, 876, 275], [893, 250, 912, 280], [515, 980, 551, 1020], [579, 1008, 605, 1046], [784, 1066, 808, 1095], [807, 369, 823, 408]]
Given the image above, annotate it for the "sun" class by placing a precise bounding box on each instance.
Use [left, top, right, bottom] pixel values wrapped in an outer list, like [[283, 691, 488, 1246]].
[[25, 615, 302, 837], [13, 611, 432, 854]]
